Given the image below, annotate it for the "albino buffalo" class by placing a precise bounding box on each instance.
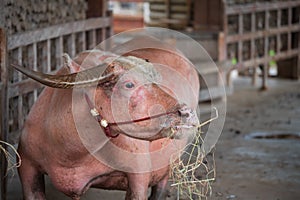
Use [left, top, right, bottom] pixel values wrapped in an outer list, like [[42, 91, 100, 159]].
[[14, 40, 199, 200]]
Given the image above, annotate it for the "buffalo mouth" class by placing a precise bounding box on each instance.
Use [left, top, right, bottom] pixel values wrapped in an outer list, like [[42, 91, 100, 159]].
[[159, 105, 199, 139], [108, 104, 199, 141]]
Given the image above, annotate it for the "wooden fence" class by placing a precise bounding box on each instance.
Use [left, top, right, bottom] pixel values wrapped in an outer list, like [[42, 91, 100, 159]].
[[0, 16, 112, 200], [221, 0, 300, 88]]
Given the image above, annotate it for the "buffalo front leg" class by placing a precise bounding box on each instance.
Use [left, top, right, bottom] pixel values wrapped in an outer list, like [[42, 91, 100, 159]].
[[149, 174, 169, 200], [125, 173, 151, 200], [18, 151, 45, 199]]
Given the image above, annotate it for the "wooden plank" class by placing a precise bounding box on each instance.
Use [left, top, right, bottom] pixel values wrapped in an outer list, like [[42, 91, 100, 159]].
[[170, 5, 188, 12], [194, 0, 207, 29], [226, 24, 300, 43], [262, 9, 270, 90], [242, 49, 298, 67], [225, 1, 300, 15], [80, 32, 87, 52], [288, 7, 292, 51], [32, 42, 38, 101], [17, 47, 24, 129], [277, 9, 281, 54], [218, 32, 226, 61], [88, 29, 97, 49], [251, 12, 256, 85], [55, 36, 63, 70], [95, 29, 102, 45], [69, 33, 76, 58], [238, 13, 243, 63], [101, 28, 106, 43], [46, 39, 51, 72], [8, 79, 43, 99], [87, 0, 105, 18], [165, 0, 170, 26], [208, 0, 221, 29], [0, 28, 8, 200], [150, 4, 166, 11], [8, 17, 111, 50], [146, 0, 166, 2], [17, 47, 22, 81], [298, 31, 300, 78], [250, 12, 256, 58]]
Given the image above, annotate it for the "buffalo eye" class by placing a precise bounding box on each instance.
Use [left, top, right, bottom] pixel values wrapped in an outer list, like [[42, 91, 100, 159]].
[[125, 82, 135, 89]]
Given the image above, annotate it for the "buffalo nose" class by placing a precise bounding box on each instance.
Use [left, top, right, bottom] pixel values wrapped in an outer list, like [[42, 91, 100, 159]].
[[178, 105, 198, 126], [178, 110, 190, 118]]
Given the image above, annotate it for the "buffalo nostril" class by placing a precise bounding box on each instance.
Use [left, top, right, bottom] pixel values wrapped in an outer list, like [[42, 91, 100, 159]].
[[178, 110, 190, 118]]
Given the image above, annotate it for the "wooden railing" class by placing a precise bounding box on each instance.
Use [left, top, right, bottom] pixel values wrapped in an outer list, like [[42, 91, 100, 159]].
[[0, 16, 112, 200], [221, 0, 300, 89]]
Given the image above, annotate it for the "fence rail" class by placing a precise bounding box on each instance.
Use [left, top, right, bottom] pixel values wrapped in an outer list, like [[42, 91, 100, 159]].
[[222, 0, 300, 88]]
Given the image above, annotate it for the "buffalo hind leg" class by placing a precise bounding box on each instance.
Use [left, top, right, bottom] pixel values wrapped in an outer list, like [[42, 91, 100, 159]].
[[149, 175, 169, 200], [18, 154, 45, 200]]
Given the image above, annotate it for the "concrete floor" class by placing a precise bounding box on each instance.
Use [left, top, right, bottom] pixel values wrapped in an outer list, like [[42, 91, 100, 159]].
[[4, 76, 300, 200], [212, 77, 300, 200]]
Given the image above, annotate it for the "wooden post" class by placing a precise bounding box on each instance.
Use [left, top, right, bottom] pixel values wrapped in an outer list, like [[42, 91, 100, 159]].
[[251, 12, 257, 85], [0, 28, 8, 200], [194, 0, 208, 30], [298, 12, 300, 79], [86, 0, 106, 18], [46, 40, 51, 73], [165, 0, 170, 29], [81, 31, 87, 52], [218, 32, 226, 61], [262, 10, 269, 90], [276, 9, 281, 54], [68, 33, 76, 58], [88, 29, 97, 49], [32, 43, 38, 100], [17, 47, 24, 130], [287, 7, 292, 51], [55, 36, 63, 70], [238, 13, 243, 64]]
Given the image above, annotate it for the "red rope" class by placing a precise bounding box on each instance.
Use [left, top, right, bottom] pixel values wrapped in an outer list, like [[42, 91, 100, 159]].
[[84, 93, 180, 138]]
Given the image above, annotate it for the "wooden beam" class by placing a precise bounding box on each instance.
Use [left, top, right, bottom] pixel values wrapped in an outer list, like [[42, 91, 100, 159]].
[[226, 24, 300, 43], [241, 49, 298, 67], [86, 0, 106, 18], [262, 9, 270, 90], [55, 36, 63, 70], [8, 17, 111, 50], [276, 9, 281, 54], [17, 47, 24, 129], [226, 1, 300, 15], [238, 13, 243, 63], [46, 40, 51, 73], [0, 28, 8, 200], [251, 12, 256, 85]]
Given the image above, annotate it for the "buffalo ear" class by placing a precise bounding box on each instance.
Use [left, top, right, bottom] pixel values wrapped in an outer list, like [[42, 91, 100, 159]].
[[63, 53, 81, 73]]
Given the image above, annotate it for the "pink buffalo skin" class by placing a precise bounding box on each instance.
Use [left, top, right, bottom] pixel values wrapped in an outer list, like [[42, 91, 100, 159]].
[[17, 46, 199, 200]]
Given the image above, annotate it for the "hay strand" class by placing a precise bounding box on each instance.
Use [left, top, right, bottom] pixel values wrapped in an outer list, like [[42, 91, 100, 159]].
[[170, 108, 218, 199], [0, 141, 21, 175]]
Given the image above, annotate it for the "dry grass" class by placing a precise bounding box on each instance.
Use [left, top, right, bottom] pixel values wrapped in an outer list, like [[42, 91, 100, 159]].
[[0, 141, 21, 175], [170, 108, 218, 200]]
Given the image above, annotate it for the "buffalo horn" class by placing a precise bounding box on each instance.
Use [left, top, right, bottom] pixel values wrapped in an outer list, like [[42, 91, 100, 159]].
[[11, 63, 116, 89]]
